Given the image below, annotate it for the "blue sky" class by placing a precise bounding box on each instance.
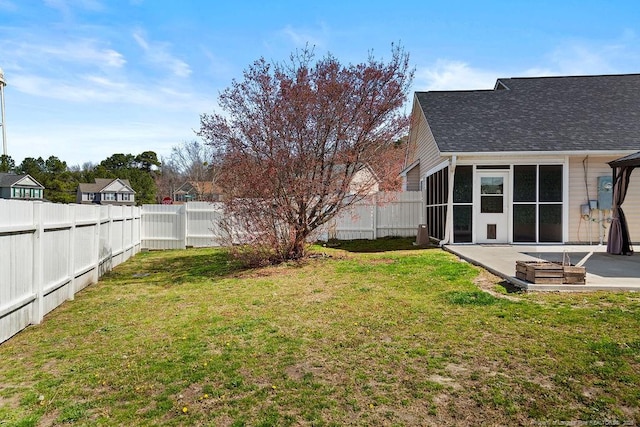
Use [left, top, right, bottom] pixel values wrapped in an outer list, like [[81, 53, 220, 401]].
[[1, 0, 639, 166]]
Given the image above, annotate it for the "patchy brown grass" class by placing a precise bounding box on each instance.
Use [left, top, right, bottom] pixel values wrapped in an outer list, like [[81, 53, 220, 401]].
[[0, 244, 639, 426]]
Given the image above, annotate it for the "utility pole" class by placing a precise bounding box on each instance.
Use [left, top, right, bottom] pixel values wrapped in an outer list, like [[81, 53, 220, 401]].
[[0, 67, 7, 156]]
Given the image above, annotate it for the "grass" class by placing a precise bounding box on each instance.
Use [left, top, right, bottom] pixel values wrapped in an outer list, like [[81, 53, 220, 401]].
[[0, 237, 639, 426]]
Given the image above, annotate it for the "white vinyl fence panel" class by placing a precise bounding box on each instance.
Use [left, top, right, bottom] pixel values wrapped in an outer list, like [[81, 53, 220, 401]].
[[325, 191, 423, 240], [140, 202, 226, 249], [0, 200, 141, 344], [141, 192, 423, 249]]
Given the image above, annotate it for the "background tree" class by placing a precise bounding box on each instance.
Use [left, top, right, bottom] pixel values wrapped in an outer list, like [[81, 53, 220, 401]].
[[375, 136, 408, 191], [15, 156, 78, 202], [155, 140, 221, 200], [0, 154, 15, 172], [199, 45, 413, 262], [98, 152, 159, 204]]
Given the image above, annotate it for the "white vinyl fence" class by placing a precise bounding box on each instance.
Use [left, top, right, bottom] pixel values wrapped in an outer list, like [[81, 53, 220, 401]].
[[0, 200, 141, 343], [140, 192, 423, 249], [324, 191, 423, 240]]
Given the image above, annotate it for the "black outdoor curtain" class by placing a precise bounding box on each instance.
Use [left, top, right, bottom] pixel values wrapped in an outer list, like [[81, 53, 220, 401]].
[[606, 166, 634, 255]]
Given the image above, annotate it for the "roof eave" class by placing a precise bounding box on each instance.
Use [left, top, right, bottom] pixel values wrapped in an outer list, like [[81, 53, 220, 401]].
[[439, 149, 638, 157]]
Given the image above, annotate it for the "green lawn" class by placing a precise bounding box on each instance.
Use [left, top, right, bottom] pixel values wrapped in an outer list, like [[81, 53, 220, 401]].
[[1, 239, 639, 426]]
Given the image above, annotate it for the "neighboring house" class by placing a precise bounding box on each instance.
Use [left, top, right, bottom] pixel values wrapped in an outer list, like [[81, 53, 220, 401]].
[[402, 73, 640, 245], [349, 165, 380, 195], [0, 173, 45, 200], [76, 178, 135, 205], [173, 181, 223, 203]]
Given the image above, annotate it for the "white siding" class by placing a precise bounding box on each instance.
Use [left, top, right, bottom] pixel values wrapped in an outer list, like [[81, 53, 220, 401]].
[[567, 155, 640, 245], [405, 97, 446, 182]]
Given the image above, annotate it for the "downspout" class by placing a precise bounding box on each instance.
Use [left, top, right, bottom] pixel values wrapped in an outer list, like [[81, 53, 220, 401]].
[[439, 155, 457, 246]]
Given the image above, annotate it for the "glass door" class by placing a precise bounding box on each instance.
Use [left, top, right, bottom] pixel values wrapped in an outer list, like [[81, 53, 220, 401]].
[[475, 171, 510, 243]]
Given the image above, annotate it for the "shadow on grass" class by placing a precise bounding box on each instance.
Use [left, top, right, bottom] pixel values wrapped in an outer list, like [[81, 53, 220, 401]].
[[117, 249, 245, 285], [322, 236, 440, 253], [498, 280, 525, 294]]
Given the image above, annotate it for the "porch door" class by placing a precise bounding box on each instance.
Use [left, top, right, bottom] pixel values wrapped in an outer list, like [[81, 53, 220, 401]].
[[475, 171, 510, 243]]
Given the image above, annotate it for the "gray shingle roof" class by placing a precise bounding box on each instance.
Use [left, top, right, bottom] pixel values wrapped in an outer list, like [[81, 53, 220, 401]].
[[0, 173, 44, 188], [77, 178, 134, 193], [416, 73, 640, 153]]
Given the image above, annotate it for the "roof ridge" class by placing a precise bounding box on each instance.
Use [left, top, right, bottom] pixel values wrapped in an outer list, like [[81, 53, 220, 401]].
[[499, 73, 640, 81]]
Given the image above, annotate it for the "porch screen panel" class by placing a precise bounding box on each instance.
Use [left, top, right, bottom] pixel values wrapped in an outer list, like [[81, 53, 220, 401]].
[[513, 205, 536, 242], [539, 204, 562, 242], [453, 166, 472, 243], [453, 206, 472, 243], [513, 165, 537, 242], [538, 165, 563, 242], [539, 165, 563, 202], [425, 167, 448, 240], [513, 164, 563, 243]]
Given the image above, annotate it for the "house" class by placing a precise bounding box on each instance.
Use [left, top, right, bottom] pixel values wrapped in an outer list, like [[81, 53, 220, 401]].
[[76, 178, 135, 205], [348, 164, 380, 195], [173, 181, 223, 203], [0, 173, 45, 200], [402, 73, 640, 245]]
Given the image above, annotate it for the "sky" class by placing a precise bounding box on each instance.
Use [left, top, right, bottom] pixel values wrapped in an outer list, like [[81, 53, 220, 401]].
[[1, 0, 640, 167]]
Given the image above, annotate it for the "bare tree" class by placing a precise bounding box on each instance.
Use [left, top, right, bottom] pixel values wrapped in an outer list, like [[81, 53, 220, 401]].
[[168, 140, 218, 183], [199, 45, 413, 262]]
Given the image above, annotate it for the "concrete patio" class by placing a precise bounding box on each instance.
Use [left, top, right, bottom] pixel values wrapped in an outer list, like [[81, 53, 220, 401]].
[[444, 244, 640, 291]]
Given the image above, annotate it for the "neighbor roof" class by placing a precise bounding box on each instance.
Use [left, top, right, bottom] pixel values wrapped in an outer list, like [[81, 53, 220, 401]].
[[416, 73, 640, 153], [77, 178, 134, 193], [0, 173, 44, 188]]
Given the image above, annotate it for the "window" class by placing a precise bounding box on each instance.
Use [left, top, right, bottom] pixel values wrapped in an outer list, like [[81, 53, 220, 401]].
[[480, 177, 504, 213], [121, 193, 131, 201], [103, 192, 116, 201]]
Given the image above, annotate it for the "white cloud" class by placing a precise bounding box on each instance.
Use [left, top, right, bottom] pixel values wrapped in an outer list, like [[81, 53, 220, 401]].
[[132, 29, 192, 78], [10, 39, 125, 69], [545, 38, 639, 76], [415, 60, 499, 91], [415, 32, 640, 92], [10, 72, 212, 112]]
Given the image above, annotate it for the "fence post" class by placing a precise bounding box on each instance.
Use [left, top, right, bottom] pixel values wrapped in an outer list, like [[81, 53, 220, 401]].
[[107, 205, 113, 271], [372, 194, 378, 240], [93, 205, 101, 284], [184, 202, 189, 248], [121, 206, 127, 260], [31, 201, 44, 325], [67, 204, 76, 301]]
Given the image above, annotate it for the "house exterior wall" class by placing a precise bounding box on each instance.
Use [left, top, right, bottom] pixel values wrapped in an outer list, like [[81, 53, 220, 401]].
[[405, 166, 420, 191], [405, 97, 445, 186], [567, 155, 640, 244], [77, 192, 95, 204], [77, 191, 135, 205], [349, 168, 379, 195]]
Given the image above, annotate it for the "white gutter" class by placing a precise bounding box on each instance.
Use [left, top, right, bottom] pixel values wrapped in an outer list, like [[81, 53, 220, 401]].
[[439, 150, 637, 157]]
